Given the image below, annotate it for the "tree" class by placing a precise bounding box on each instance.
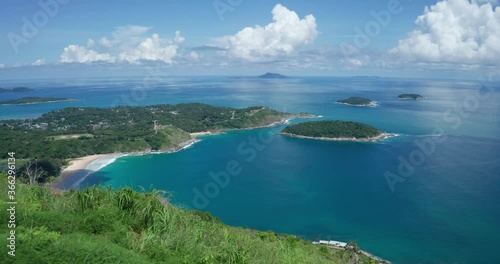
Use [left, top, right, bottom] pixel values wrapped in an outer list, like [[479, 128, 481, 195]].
[[22, 159, 45, 185], [346, 240, 360, 253]]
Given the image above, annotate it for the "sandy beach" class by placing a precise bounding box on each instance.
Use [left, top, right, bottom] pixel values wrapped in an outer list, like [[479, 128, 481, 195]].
[[53, 115, 314, 190], [52, 154, 116, 190], [52, 138, 200, 190], [190, 131, 220, 137]]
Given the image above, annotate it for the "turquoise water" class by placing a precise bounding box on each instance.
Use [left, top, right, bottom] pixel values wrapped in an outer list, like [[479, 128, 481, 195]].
[[2, 77, 500, 263]]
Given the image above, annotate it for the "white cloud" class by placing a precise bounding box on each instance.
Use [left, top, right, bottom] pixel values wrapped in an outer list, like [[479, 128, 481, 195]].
[[174, 31, 185, 44], [188, 51, 200, 60], [87, 39, 95, 48], [119, 33, 178, 64], [99, 37, 112, 48], [0, 64, 4, 69], [32, 59, 45, 66], [389, 0, 500, 65], [60, 45, 116, 63], [99, 25, 151, 49], [59, 26, 184, 64], [219, 4, 318, 62]]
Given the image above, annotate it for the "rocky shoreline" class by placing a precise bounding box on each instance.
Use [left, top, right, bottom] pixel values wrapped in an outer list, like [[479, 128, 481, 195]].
[[336, 101, 378, 107], [280, 132, 396, 142]]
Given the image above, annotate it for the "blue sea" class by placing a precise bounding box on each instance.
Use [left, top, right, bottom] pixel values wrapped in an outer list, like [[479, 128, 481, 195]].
[[1, 76, 499, 263]]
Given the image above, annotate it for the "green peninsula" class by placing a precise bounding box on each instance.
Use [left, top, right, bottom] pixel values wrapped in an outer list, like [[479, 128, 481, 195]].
[[281, 120, 393, 141], [398, 94, 423, 100], [0, 97, 72, 105], [0, 103, 309, 161], [336, 97, 376, 106]]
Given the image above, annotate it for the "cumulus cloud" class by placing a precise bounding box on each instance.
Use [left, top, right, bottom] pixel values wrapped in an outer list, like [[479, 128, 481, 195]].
[[59, 26, 184, 64], [87, 39, 95, 48], [389, 0, 500, 65], [119, 33, 178, 64], [60, 45, 116, 63], [173, 31, 185, 44], [32, 59, 45, 66], [99, 25, 151, 49], [219, 4, 318, 62], [188, 51, 200, 60]]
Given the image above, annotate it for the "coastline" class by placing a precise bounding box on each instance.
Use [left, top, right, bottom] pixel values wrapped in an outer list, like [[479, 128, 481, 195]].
[[53, 114, 315, 191], [336, 101, 378, 107], [190, 131, 223, 137], [0, 99, 76, 106], [53, 138, 200, 191], [279, 132, 396, 142], [49, 115, 391, 263], [51, 154, 112, 190]]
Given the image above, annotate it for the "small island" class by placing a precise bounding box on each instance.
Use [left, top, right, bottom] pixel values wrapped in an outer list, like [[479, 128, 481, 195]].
[[336, 97, 377, 107], [398, 94, 423, 100], [0, 87, 35, 93], [0, 97, 73, 105], [280, 120, 394, 142], [258, 72, 287, 79]]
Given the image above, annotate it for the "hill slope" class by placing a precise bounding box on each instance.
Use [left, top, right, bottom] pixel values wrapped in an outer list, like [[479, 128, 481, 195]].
[[0, 176, 376, 264]]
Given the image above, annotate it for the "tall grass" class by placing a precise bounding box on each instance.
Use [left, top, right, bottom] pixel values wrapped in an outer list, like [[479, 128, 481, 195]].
[[0, 173, 376, 264]]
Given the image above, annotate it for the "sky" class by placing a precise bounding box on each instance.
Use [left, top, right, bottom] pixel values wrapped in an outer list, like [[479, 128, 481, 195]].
[[0, 0, 499, 80]]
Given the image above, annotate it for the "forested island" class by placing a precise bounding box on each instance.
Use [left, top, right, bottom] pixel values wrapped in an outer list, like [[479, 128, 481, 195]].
[[0, 87, 34, 92], [281, 120, 393, 141], [0, 97, 72, 105], [398, 94, 423, 100], [336, 97, 376, 107], [258, 72, 287, 79]]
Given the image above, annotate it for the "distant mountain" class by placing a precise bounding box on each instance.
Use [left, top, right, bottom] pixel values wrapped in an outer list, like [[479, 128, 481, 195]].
[[13, 87, 35, 92], [258, 72, 287, 79], [398, 94, 423, 100], [351, 76, 380, 79], [0, 87, 35, 93]]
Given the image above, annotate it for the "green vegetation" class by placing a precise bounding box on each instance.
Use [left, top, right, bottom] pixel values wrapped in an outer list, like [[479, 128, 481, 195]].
[[336, 97, 374, 106], [0, 103, 300, 183], [47, 134, 95, 140], [398, 94, 423, 100], [0, 97, 71, 105], [0, 103, 294, 159], [281, 121, 383, 139], [0, 87, 34, 93], [0, 174, 376, 264]]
